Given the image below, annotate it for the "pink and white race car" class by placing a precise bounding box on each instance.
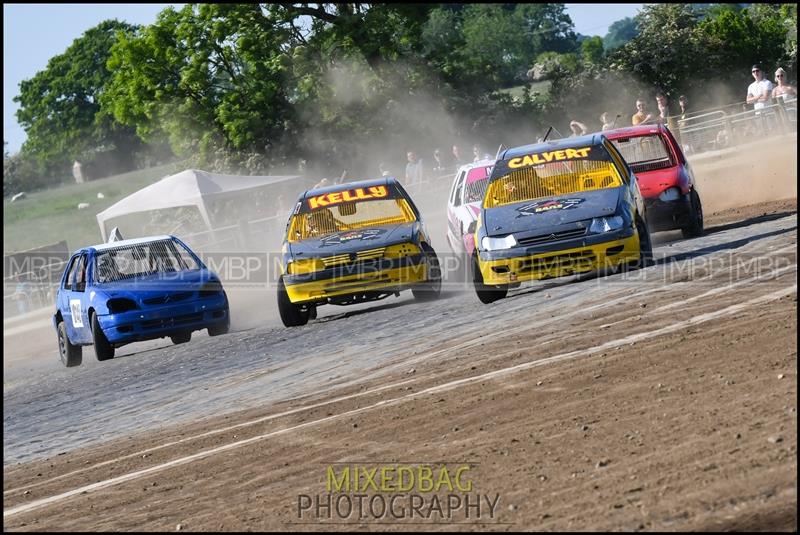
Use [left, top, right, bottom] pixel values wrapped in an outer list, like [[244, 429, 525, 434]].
[[445, 159, 495, 255]]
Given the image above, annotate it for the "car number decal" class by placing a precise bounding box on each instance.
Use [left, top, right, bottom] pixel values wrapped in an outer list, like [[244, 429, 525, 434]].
[[70, 299, 84, 328]]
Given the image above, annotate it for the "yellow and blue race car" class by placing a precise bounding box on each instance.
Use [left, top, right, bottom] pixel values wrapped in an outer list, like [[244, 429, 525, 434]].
[[277, 177, 441, 326], [471, 134, 654, 303]]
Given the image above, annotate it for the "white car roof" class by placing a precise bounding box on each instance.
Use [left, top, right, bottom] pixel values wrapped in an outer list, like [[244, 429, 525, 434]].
[[91, 235, 175, 252], [456, 159, 496, 174]]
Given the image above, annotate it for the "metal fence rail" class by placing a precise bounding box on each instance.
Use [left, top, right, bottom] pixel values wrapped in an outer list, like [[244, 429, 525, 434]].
[[676, 97, 796, 155]]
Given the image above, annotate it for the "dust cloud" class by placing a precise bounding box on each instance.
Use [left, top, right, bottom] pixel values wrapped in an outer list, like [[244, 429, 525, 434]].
[[691, 135, 797, 213]]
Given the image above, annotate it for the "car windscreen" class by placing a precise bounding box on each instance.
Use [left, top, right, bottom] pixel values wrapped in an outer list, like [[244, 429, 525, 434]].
[[94, 240, 200, 283], [484, 159, 623, 209], [287, 198, 417, 242], [610, 135, 673, 173]]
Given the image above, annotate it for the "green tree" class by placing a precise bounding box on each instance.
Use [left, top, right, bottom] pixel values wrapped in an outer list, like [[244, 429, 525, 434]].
[[607, 5, 704, 96], [700, 6, 787, 82], [581, 36, 605, 65], [603, 17, 638, 52], [14, 20, 143, 178]]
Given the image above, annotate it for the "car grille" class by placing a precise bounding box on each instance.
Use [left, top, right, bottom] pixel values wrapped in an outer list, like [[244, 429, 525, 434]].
[[141, 313, 204, 330], [321, 247, 386, 268], [143, 292, 194, 305], [516, 228, 587, 247], [518, 250, 596, 273]]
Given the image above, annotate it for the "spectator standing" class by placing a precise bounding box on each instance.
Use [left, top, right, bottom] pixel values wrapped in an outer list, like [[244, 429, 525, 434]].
[[772, 67, 797, 101], [746, 64, 774, 111], [632, 99, 654, 125], [379, 162, 391, 177], [450, 144, 464, 168], [600, 112, 614, 131], [431, 149, 445, 173], [569, 120, 588, 137], [12, 274, 31, 315], [655, 93, 673, 124], [405, 151, 424, 185], [678, 95, 689, 120], [472, 144, 483, 163]]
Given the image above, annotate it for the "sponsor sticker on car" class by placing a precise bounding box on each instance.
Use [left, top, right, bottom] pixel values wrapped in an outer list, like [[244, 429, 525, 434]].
[[516, 198, 585, 215]]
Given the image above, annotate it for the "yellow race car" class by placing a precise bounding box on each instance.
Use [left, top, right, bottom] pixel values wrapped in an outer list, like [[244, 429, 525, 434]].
[[471, 134, 654, 303], [277, 177, 441, 326]]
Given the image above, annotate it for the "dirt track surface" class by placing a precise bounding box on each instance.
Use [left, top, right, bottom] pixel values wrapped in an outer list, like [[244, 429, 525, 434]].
[[4, 195, 797, 531]]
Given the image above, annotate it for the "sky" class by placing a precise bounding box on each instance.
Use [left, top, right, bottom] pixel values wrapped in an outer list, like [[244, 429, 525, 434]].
[[3, 3, 643, 154]]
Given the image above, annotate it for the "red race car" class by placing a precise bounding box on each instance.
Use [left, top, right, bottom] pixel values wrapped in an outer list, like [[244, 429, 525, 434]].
[[605, 123, 703, 237]]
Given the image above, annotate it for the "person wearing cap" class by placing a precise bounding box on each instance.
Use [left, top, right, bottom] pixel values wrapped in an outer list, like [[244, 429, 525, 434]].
[[746, 64, 774, 111]]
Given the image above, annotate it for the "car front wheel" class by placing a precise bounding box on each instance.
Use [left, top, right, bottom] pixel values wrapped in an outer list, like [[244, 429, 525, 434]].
[[91, 313, 115, 361], [277, 276, 310, 327], [57, 320, 82, 367], [634, 216, 654, 269], [472, 254, 508, 304]]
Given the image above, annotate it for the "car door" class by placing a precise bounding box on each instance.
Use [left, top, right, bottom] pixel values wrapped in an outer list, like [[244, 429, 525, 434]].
[[63, 252, 92, 344], [59, 254, 80, 341], [448, 170, 467, 240]]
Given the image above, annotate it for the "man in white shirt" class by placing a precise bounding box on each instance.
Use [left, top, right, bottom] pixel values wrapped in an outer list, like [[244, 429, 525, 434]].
[[746, 64, 774, 111]]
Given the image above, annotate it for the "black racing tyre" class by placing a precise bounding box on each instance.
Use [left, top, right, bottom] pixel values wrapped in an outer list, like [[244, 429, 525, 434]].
[[413, 244, 442, 301], [308, 305, 318, 320], [472, 254, 508, 304], [170, 331, 192, 345], [91, 313, 115, 361], [277, 276, 309, 327], [208, 316, 230, 336], [634, 216, 655, 269], [57, 320, 82, 367], [681, 188, 704, 239]]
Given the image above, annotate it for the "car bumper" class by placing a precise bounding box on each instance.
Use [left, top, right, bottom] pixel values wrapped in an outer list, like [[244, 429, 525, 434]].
[[283, 254, 429, 304], [477, 230, 639, 286], [645, 195, 692, 232], [97, 294, 229, 344]]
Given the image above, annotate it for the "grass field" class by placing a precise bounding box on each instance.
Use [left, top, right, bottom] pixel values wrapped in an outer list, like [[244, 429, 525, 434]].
[[3, 161, 188, 253]]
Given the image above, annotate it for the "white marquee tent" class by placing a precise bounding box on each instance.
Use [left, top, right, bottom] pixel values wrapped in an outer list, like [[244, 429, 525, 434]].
[[96, 169, 306, 241]]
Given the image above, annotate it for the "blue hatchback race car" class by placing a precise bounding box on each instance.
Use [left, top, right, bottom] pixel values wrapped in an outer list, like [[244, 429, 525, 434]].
[[53, 235, 230, 367]]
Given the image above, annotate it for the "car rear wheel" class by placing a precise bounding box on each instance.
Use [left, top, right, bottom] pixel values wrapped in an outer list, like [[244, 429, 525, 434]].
[[208, 317, 230, 336], [413, 244, 442, 301], [57, 320, 82, 367], [170, 331, 191, 344], [472, 254, 508, 304], [91, 313, 115, 361], [681, 188, 704, 238], [277, 276, 310, 327]]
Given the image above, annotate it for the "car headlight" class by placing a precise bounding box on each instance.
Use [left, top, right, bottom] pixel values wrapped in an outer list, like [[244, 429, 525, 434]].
[[107, 297, 139, 313], [481, 235, 517, 251], [199, 281, 224, 297], [658, 187, 681, 202], [287, 258, 325, 274], [588, 216, 625, 234]]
